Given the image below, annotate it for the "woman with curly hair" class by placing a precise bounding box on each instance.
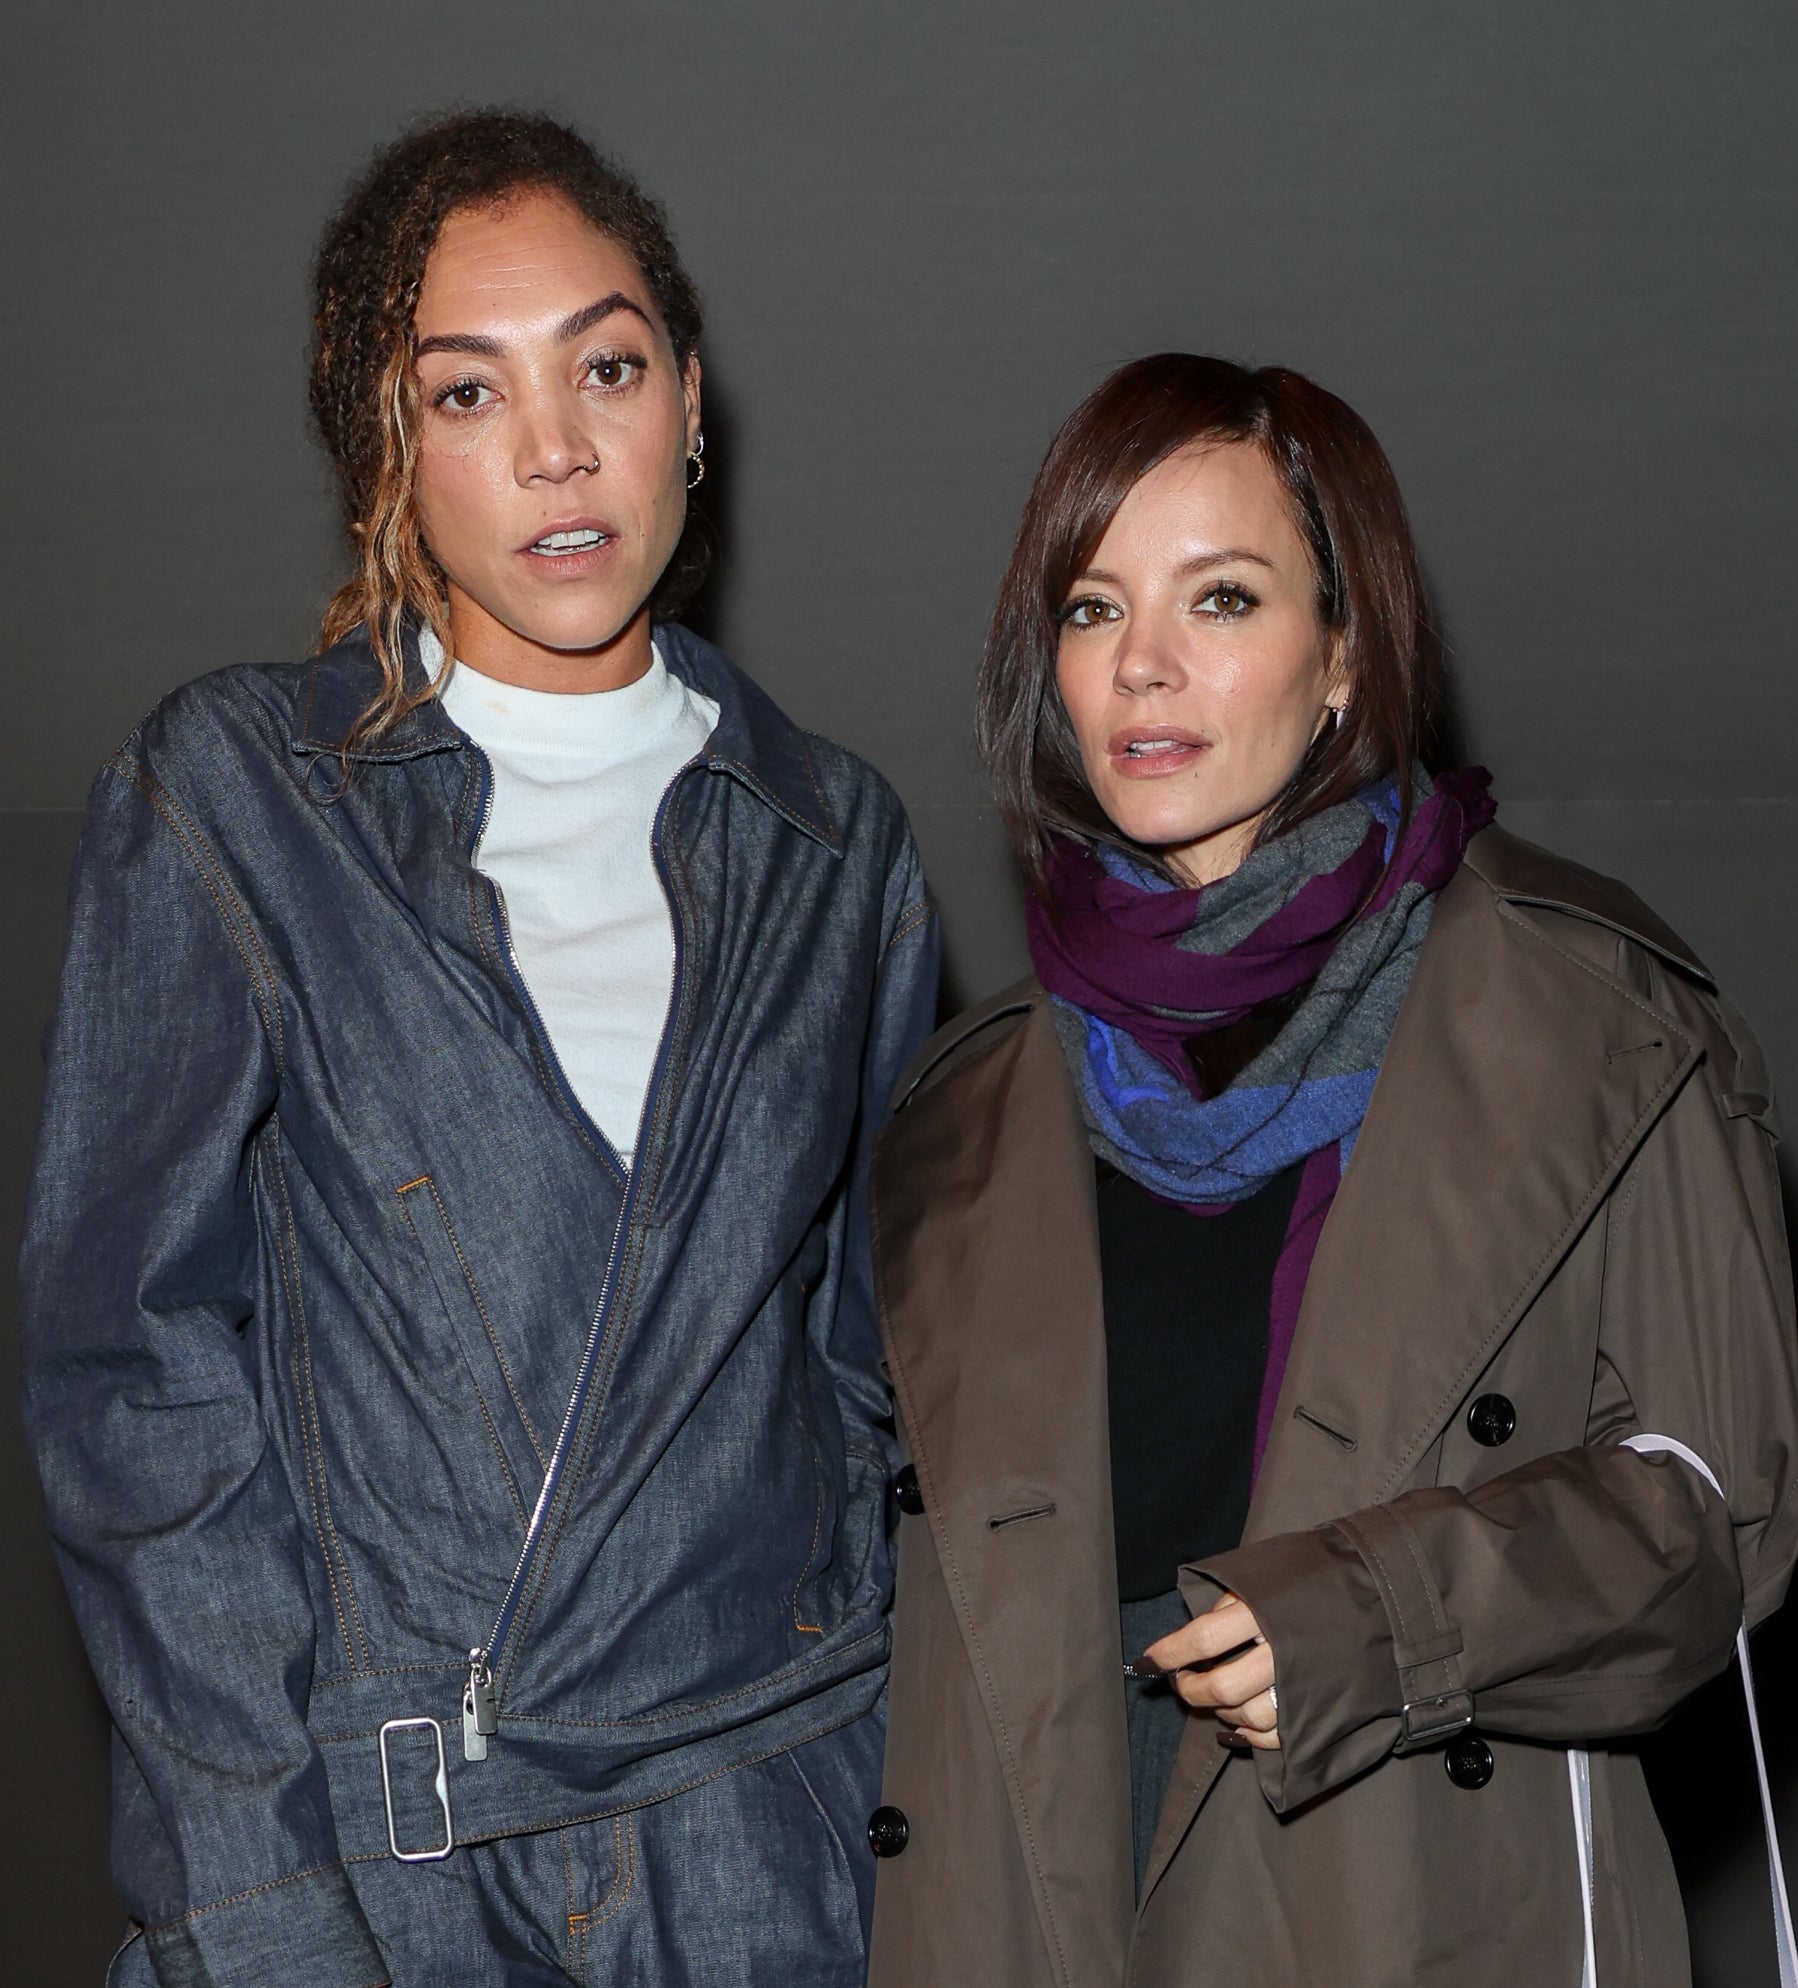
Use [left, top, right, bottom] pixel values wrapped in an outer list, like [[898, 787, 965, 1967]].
[[21, 110, 937, 1987]]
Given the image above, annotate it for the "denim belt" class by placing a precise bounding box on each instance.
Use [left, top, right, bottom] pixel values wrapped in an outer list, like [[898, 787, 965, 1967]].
[[315, 1647, 886, 1861]]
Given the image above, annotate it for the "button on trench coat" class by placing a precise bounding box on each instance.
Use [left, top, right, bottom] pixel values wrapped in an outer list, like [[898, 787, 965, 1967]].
[[865, 826, 1798, 1988]]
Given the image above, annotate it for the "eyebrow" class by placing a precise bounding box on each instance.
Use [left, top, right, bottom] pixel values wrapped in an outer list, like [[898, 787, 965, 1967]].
[[1075, 547, 1280, 587], [413, 291, 654, 361]]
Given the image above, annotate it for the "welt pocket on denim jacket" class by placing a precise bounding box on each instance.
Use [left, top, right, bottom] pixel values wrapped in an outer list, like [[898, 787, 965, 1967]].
[[397, 1174, 547, 1524], [791, 1442, 887, 1642]]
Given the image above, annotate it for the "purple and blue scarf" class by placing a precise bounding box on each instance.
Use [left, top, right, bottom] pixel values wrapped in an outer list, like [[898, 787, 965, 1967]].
[[1028, 766, 1495, 1473]]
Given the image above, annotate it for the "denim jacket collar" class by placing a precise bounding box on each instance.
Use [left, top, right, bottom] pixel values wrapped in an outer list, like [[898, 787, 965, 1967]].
[[292, 620, 843, 854]]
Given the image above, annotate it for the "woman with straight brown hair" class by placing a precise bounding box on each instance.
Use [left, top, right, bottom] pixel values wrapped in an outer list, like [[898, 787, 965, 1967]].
[[865, 353, 1798, 1986]]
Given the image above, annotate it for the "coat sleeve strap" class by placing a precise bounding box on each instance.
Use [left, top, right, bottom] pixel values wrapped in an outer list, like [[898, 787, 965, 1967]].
[[1330, 1504, 1474, 1747]]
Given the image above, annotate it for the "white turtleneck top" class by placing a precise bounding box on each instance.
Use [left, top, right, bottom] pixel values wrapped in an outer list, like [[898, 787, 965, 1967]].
[[420, 627, 719, 1166]]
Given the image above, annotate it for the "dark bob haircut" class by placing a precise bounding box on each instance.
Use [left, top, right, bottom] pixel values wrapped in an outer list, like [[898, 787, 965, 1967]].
[[975, 353, 1445, 899], [309, 109, 706, 742]]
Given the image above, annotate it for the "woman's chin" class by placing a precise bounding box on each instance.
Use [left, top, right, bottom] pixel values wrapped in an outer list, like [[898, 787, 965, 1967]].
[[1103, 801, 1224, 856], [469, 588, 650, 660], [1099, 809, 1260, 886]]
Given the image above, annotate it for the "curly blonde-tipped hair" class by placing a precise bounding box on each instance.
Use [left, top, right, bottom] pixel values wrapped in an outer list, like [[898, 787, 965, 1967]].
[[309, 109, 706, 744]]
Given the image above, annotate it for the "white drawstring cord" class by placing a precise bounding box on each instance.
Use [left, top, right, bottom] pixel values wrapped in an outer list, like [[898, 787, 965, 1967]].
[[1567, 1434, 1796, 1987]]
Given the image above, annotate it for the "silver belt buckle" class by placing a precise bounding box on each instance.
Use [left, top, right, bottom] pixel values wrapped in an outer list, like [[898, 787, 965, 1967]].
[[378, 1717, 456, 1862], [1399, 1690, 1474, 1746]]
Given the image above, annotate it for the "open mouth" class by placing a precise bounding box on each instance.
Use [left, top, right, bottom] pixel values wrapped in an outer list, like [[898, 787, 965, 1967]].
[[1108, 728, 1208, 776], [528, 528, 610, 557]]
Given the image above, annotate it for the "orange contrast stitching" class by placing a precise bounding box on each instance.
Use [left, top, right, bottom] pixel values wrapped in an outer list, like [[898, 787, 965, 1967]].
[[423, 1179, 546, 1468], [268, 1130, 371, 1671], [395, 1183, 528, 1524]]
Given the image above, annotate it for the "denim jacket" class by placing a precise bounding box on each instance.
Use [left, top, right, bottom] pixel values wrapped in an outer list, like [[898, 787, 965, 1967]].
[[19, 623, 939, 1988]]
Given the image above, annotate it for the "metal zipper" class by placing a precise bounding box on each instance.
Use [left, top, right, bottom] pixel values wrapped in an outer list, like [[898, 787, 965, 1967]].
[[459, 742, 700, 1761]]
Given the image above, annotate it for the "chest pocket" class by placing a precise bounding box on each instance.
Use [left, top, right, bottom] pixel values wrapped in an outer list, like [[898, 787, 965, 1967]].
[[396, 1173, 548, 1527]]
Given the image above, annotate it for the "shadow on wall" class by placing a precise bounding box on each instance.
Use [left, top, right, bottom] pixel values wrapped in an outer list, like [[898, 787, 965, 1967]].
[[3, 810, 118, 1987], [1647, 1593, 1798, 1984]]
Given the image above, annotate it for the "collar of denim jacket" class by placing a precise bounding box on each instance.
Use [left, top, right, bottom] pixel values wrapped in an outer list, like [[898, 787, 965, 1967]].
[[662, 621, 842, 855], [291, 619, 843, 854]]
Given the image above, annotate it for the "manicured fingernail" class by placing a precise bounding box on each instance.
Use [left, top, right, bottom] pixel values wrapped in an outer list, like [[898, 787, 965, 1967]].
[[1217, 1727, 1251, 1748], [1132, 1651, 1168, 1677]]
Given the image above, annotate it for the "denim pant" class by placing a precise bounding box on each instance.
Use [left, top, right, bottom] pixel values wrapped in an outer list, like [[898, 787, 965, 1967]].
[[1120, 1590, 1192, 1899], [109, 1712, 882, 1988]]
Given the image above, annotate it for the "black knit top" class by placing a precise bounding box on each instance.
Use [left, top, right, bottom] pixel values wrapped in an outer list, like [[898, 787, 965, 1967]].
[[1097, 1159, 1303, 1603]]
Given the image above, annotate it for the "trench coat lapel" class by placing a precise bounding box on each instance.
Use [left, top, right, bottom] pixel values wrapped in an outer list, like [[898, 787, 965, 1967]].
[[1140, 838, 1702, 1900], [875, 993, 1135, 1987], [1247, 848, 1700, 1535]]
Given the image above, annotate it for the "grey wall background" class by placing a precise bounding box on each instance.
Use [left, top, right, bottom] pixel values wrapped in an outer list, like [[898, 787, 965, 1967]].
[[3, 2, 1793, 1979]]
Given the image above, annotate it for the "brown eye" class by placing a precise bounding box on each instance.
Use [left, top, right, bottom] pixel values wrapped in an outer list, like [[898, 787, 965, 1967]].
[[1198, 583, 1257, 618], [585, 355, 640, 389], [435, 378, 493, 413]]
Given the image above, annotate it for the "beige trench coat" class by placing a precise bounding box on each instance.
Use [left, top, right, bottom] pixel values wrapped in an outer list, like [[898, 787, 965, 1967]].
[[867, 827, 1798, 1988]]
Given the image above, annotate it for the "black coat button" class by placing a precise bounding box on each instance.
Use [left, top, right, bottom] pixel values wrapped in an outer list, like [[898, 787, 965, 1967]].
[[868, 1805, 910, 1857], [893, 1464, 924, 1515], [1467, 1394, 1517, 1447], [1445, 1733, 1495, 1789]]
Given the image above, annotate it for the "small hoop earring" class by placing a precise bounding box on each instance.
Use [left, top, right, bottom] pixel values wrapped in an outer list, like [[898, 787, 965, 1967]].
[[686, 431, 706, 490]]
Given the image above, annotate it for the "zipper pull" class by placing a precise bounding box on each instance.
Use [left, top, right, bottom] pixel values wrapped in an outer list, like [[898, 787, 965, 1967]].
[[463, 1648, 497, 1763]]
